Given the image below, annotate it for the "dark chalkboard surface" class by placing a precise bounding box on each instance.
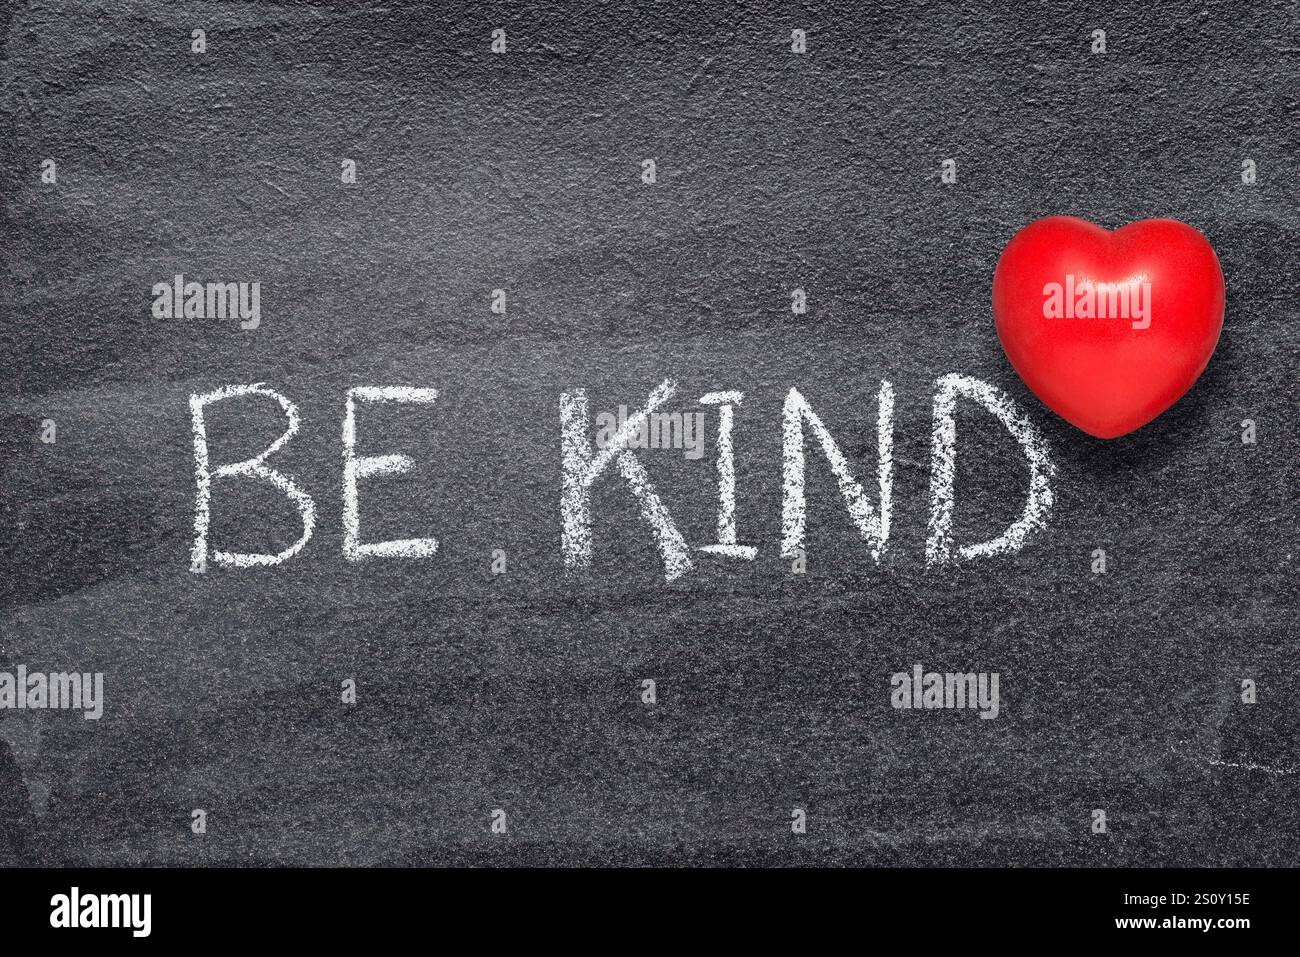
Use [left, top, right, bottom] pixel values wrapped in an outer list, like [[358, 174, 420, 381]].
[[1, 0, 1298, 866]]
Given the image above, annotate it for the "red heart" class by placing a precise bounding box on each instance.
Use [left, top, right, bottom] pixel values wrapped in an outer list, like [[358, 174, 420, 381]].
[[993, 217, 1225, 439]]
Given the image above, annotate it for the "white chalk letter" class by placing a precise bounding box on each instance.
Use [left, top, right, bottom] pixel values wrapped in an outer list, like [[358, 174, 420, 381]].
[[698, 390, 755, 560], [190, 384, 316, 568], [560, 379, 691, 581], [925, 374, 1054, 565], [780, 383, 894, 562], [342, 386, 440, 560]]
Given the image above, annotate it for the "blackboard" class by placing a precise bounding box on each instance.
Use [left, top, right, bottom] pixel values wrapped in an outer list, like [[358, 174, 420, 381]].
[[1, 0, 1298, 866]]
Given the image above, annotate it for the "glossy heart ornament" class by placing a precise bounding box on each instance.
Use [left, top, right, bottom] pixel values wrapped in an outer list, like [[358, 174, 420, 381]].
[[992, 216, 1224, 438]]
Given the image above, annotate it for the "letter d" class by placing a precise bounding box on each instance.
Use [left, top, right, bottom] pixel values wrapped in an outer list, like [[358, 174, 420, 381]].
[[926, 374, 1054, 564]]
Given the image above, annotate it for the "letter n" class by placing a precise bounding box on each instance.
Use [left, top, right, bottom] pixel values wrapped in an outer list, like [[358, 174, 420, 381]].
[[780, 383, 893, 562]]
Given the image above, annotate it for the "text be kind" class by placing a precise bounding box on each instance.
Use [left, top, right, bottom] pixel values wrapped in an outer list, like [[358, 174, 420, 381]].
[[188, 374, 1055, 580]]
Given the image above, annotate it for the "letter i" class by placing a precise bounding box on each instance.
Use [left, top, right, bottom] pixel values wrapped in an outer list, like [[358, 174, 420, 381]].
[[697, 391, 756, 560]]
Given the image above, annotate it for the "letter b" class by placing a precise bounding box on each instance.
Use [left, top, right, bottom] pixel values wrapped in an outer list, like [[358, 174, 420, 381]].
[[189, 384, 316, 569]]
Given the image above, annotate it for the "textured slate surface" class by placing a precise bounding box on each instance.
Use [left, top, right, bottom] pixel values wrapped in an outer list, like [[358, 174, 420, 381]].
[[1, 0, 1298, 865]]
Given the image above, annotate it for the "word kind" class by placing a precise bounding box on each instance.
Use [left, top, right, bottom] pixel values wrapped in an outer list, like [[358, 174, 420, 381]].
[[0, 666, 103, 720], [152, 274, 261, 329], [891, 664, 1000, 719], [188, 375, 1055, 581], [1042, 274, 1151, 329]]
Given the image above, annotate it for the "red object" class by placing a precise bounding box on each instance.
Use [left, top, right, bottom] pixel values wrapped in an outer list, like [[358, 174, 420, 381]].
[[992, 216, 1225, 439]]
